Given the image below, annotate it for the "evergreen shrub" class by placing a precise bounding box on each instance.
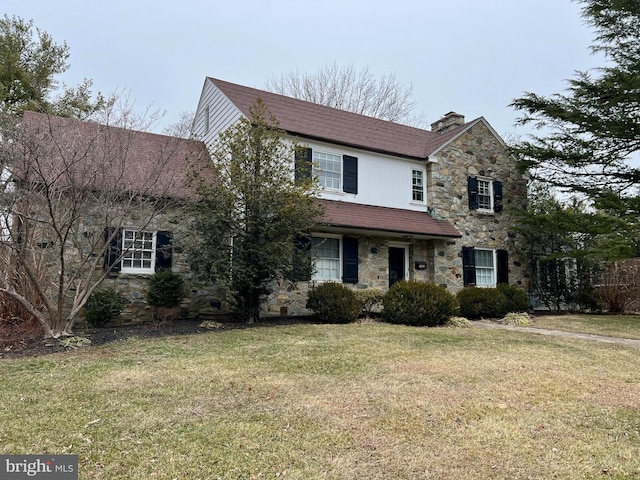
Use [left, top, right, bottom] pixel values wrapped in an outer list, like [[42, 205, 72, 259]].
[[84, 286, 126, 328], [456, 287, 506, 319], [306, 282, 361, 324], [382, 280, 459, 327], [497, 283, 531, 313]]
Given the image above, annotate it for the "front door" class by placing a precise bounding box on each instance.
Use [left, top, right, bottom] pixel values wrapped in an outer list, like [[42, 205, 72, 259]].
[[389, 247, 406, 288]]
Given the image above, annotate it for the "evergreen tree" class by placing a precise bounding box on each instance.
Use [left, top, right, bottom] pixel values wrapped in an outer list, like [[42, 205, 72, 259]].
[[510, 0, 640, 265], [188, 100, 323, 322]]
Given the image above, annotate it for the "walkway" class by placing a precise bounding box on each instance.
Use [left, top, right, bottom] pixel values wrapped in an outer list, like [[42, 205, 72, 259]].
[[473, 320, 640, 348]]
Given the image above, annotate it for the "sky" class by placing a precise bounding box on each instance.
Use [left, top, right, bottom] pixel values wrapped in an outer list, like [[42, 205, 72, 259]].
[[3, 0, 603, 139]]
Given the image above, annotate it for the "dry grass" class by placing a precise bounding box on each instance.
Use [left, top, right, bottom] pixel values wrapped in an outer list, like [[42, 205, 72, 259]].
[[533, 314, 640, 339], [1, 322, 640, 479]]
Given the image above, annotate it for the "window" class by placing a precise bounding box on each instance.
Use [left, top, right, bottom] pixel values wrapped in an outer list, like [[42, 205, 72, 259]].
[[309, 235, 359, 283], [467, 177, 503, 212], [314, 151, 342, 190], [474, 249, 495, 286], [312, 236, 340, 281], [121, 229, 156, 274], [477, 179, 492, 210], [462, 247, 508, 287], [412, 169, 425, 202], [296, 148, 357, 194], [104, 228, 173, 274]]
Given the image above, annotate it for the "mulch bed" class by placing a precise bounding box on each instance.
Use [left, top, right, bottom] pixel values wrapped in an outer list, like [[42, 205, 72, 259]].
[[1, 317, 313, 360]]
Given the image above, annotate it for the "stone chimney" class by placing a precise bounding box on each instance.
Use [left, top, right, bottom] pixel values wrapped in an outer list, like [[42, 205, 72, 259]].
[[430, 112, 465, 133]]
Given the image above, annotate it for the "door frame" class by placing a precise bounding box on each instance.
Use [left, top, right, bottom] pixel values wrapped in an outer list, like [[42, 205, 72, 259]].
[[388, 242, 410, 286]]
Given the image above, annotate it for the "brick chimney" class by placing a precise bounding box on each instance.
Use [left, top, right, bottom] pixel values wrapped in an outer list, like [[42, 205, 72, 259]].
[[430, 112, 465, 133]]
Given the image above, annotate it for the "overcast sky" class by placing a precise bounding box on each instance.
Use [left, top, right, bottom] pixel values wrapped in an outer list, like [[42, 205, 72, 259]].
[[3, 0, 603, 139]]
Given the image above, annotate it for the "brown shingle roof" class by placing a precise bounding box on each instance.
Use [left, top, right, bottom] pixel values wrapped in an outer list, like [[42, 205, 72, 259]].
[[210, 78, 471, 160], [318, 199, 461, 238], [18, 111, 211, 199]]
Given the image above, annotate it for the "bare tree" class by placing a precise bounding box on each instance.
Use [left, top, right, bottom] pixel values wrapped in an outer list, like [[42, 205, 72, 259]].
[[265, 62, 419, 125], [163, 110, 195, 139], [0, 101, 208, 338]]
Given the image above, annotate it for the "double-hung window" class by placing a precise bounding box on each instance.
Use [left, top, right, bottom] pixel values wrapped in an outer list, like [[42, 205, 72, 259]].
[[474, 249, 495, 286], [314, 151, 342, 190], [467, 176, 503, 213], [121, 229, 156, 274], [311, 236, 340, 281], [477, 179, 492, 210], [412, 169, 425, 203], [462, 247, 509, 287]]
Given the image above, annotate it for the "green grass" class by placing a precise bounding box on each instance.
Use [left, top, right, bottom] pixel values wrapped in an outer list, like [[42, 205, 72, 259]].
[[2, 322, 640, 479], [532, 313, 640, 339]]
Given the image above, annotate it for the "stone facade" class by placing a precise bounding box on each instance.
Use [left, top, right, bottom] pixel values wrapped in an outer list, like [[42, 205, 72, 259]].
[[428, 121, 529, 292]]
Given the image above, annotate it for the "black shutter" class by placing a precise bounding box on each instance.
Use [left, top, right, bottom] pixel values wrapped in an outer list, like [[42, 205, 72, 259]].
[[468, 176, 478, 210], [493, 181, 503, 212], [156, 231, 173, 271], [497, 249, 509, 284], [342, 236, 359, 284], [462, 246, 476, 286], [343, 155, 358, 194], [103, 227, 122, 272], [292, 236, 311, 282], [295, 147, 312, 182]]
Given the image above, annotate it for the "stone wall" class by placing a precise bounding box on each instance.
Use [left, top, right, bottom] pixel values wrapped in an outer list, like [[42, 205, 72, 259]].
[[262, 235, 436, 317], [428, 121, 529, 292]]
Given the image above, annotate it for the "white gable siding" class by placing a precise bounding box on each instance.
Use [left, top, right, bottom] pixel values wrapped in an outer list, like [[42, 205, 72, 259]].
[[302, 139, 429, 212], [192, 79, 244, 145]]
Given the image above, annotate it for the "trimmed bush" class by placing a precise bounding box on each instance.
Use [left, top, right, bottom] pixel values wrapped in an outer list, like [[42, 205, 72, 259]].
[[84, 287, 126, 328], [354, 290, 385, 317], [306, 282, 361, 324], [497, 284, 531, 313], [382, 280, 459, 327], [457, 287, 506, 319], [146, 270, 185, 309]]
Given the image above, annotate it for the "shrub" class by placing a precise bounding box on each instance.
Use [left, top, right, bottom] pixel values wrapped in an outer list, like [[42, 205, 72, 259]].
[[146, 270, 185, 309], [306, 282, 361, 324], [382, 280, 459, 327], [457, 287, 506, 319], [84, 287, 127, 328], [354, 290, 385, 317], [497, 284, 531, 313]]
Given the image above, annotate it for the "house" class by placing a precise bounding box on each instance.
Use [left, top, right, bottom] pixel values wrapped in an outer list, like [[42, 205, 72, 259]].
[[192, 78, 529, 316], [7, 111, 220, 325]]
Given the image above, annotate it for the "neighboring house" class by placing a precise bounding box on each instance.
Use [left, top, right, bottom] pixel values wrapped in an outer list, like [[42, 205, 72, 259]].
[[193, 78, 529, 316], [10, 111, 219, 324]]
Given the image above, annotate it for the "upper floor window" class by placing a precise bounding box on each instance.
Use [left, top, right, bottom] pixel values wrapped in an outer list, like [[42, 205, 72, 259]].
[[121, 229, 156, 274], [314, 151, 342, 190], [412, 169, 425, 203], [295, 147, 357, 194], [468, 176, 503, 213]]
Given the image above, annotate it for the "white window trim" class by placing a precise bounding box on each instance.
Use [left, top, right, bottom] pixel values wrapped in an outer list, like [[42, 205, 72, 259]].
[[477, 177, 494, 213], [475, 248, 497, 288], [120, 228, 157, 275], [313, 150, 343, 192], [410, 168, 426, 205], [311, 233, 343, 282]]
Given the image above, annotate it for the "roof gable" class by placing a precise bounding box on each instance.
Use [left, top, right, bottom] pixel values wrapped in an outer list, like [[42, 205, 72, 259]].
[[208, 77, 476, 160]]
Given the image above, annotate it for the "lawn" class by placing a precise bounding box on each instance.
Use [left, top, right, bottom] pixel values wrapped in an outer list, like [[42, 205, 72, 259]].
[[532, 313, 640, 339], [1, 320, 640, 479]]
